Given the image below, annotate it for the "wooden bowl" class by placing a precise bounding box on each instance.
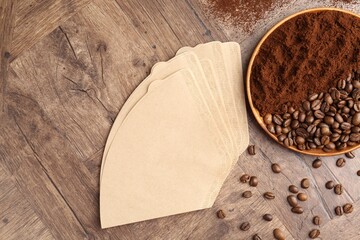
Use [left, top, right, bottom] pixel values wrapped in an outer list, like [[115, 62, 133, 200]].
[[246, 8, 360, 156]]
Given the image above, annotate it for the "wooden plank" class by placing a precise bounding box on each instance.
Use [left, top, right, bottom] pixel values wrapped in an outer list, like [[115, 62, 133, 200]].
[[0, 0, 16, 113], [0, 157, 54, 240], [10, 0, 91, 61]]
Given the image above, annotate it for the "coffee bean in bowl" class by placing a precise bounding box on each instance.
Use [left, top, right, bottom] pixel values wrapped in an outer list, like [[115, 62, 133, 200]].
[[247, 9, 360, 156]]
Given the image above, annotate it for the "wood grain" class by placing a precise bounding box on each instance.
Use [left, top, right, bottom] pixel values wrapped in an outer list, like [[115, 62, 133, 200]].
[[0, 0, 359, 239]]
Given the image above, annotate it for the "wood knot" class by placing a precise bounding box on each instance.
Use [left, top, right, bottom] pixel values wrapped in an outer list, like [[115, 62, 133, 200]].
[[4, 51, 10, 59], [96, 42, 107, 52]]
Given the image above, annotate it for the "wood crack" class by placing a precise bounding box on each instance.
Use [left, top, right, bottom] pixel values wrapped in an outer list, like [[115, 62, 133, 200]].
[[59, 26, 77, 59]]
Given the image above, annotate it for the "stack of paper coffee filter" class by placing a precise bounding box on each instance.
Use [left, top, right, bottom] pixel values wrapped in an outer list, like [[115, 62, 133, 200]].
[[100, 41, 249, 228]]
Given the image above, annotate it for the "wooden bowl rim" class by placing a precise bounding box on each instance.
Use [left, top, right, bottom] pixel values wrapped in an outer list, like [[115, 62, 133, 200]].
[[246, 7, 360, 156]]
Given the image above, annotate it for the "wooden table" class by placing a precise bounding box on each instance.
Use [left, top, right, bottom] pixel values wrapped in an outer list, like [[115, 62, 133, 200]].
[[0, 0, 359, 239]]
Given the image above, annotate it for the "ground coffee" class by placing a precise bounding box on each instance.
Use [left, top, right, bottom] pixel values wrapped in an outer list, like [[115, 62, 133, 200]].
[[250, 10, 360, 116]]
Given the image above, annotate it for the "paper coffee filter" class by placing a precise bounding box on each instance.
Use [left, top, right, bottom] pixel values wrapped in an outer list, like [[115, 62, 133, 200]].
[[100, 69, 229, 228]]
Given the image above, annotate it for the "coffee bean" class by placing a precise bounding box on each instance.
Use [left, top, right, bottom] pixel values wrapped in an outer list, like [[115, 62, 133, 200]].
[[273, 228, 285, 240], [335, 206, 343, 216], [296, 127, 309, 138], [311, 99, 321, 110], [307, 124, 316, 134], [291, 206, 304, 214], [248, 145, 256, 155], [264, 113, 273, 125], [271, 163, 281, 173], [299, 112, 306, 123], [278, 134, 286, 142], [216, 210, 225, 219], [284, 137, 294, 147], [338, 79, 346, 89], [345, 151, 355, 159], [242, 191, 252, 198], [341, 122, 351, 130], [252, 234, 262, 240], [324, 142, 336, 150], [325, 181, 335, 189], [320, 126, 331, 136], [314, 110, 325, 118], [357, 170, 360, 176], [263, 192, 275, 199], [350, 133, 360, 142], [275, 125, 282, 135], [334, 184, 343, 195], [309, 229, 320, 239], [240, 174, 250, 183], [335, 113, 344, 123], [313, 216, 321, 225], [283, 118, 291, 128], [263, 214, 273, 221], [297, 192, 308, 201], [239, 222, 250, 231], [353, 112, 360, 125], [336, 158, 346, 167], [289, 185, 299, 193], [288, 106, 295, 114], [295, 136, 305, 145], [249, 176, 258, 187], [301, 178, 310, 189], [287, 195, 298, 207], [312, 158, 322, 168], [325, 93, 333, 104], [309, 93, 319, 101], [273, 114, 283, 125], [306, 115, 315, 124], [293, 110, 299, 119], [267, 123, 276, 134], [343, 203, 353, 214], [303, 101, 311, 111]]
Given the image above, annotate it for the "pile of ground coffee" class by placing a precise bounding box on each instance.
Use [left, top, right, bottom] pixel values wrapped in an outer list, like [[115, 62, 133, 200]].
[[250, 10, 360, 116]]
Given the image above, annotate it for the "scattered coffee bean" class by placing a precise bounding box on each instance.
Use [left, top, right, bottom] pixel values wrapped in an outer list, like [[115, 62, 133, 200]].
[[288, 185, 299, 193], [252, 234, 262, 240], [216, 210, 225, 219], [334, 184, 343, 195], [263, 113, 272, 125], [291, 206, 304, 214], [240, 174, 250, 183], [242, 191, 252, 198], [263, 214, 273, 221], [287, 195, 298, 207], [336, 158, 346, 167], [325, 181, 335, 189], [357, 170, 360, 176], [239, 222, 250, 231], [309, 229, 320, 239], [263, 192, 275, 199], [312, 158, 322, 168], [271, 163, 281, 173], [249, 176, 258, 187], [248, 145, 256, 155], [345, 151, 355, 159], [301, 178, 310, 189], [335, 206, 343, 216], [273, 228, 285, 240], [343, 203, 353, 214], [297, 192, 308, 201], [313, 216, 321, 225]]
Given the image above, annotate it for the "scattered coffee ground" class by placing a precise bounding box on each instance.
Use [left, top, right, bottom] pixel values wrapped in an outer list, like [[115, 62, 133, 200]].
[[251, 10, 360, 116]]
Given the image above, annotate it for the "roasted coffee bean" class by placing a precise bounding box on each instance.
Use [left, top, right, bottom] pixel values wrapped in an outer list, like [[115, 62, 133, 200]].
[[289, 185, 299, 193], [318, 92, 324, 100], [240, 174, 250, 183], [273, 114, 283, 125], [252, 234, 262, 240], [299, 112, 306, 123], [309, 93, 319, 101], [263, 192, 275, 199], [278, 134, 286, 142], [331, 133, 341, 142], [314, 137, 321, 146], [290, 119, 299, 129], [309, 229, 320, 239], [271, 163, 281, 173], [324, 116, 334, 125], [350, 133, 360, 142], [354, 101, 360, 112], [295, 136, 305, 145], [325, 93, 333, 104], [301, 178, 310, 189], [354, 80, 360, 88], [312, 158, 322, 168], [297, 192, 308, 201], [248, 145, 256, 155], [239, 222, 250, 231], [338, 100, 347, 108], [321, 135, 330, 145], [291, 206, 304, 214], [273, 228, 285, 240], [298, 144, 306, 150], [283, 113, 291, 120], [353, 113, 360, 125], [264, 113, 272, 125], [352, 126, 360, 133], [303, 101, 311, 111], [338, 79, 346, 89], [341, 122, 351, 130], [263, 214, 273, 221], [275, 125, 282, 135], [325, 181, 335, 189], [267, 124, 276, 134], [311, 99, 321, 110], [293, 110, 299, 119], [287, 195, 298, 207], [336, 158, 346, 167], [296, 128, 309, 138], [313, 216, 321, 225], [348, 98, 355, 108], [242, 191, 252, 198], [346, 83, 354, 93], [321, 126, 331, 136], [340, 134, 349, 143], [335, 113, 344, 123], [309, 142, 317, 149], [307, 124, 317, 135], [284, 137, 294, 147], [321, 102, 330, 113], [343, 203, 353, 214], [283, 118, 291, 128], [345, 151, 355, 159], [334, 184, 343, 195], [249, 176, 258, 187], [314, 110, 325, 118], [338, 142, 348, 150], [335, 206, 343, 216], [325, 142, 336, 150], [306, 115, 315, 124], [216, 210, 225, 219], [288, 106, 295, 114], [282, 127, 291, 134], [343, 106, 351, 114]]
